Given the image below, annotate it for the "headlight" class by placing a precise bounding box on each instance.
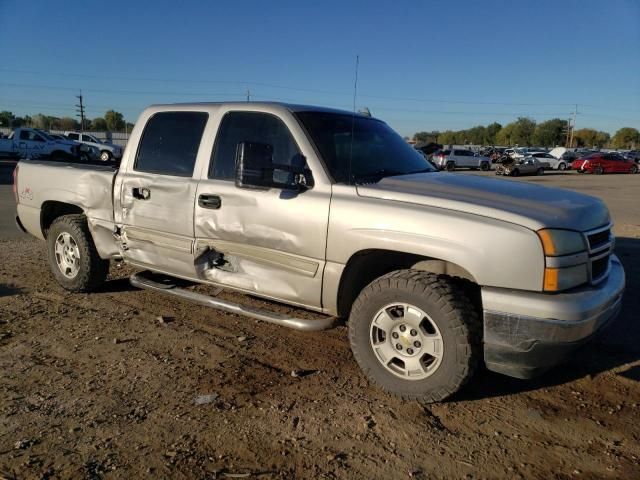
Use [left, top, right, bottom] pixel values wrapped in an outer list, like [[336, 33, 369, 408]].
[[537, 229, 586, 256], [538, 229, 588, 291]]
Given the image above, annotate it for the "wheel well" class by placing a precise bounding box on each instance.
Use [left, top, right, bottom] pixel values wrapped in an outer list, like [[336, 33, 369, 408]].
[[40, 201, 84, 237], [336, 249, 477, 318]]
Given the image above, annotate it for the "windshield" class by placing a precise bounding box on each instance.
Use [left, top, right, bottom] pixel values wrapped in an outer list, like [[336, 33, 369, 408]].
[[295, 111, 435, 184], [34, 129, 55, 141]]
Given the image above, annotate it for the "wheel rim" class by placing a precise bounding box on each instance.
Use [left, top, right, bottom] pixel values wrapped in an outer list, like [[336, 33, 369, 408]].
[[100, 151, 110, 161], [559, 163, 566, 170], [369, 303, 444, 380], [54, 232, 80, 279]]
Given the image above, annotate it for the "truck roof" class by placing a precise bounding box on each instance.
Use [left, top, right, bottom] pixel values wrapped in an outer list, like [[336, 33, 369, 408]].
[[144, 102, 371, 118]]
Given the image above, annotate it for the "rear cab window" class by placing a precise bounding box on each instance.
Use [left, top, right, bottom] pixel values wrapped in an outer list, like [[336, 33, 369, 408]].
[[134, 111, 209, 176]]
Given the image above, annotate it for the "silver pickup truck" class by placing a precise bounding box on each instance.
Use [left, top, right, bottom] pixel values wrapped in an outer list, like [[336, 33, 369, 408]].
[[14, 102, 625, 403]]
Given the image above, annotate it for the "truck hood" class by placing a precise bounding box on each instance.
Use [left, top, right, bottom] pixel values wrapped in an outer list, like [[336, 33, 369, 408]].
[[356, 172, 610, 231]]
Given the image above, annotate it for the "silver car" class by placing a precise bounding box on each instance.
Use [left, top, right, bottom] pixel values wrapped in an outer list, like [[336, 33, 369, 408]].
[[433, 149, 491, 171]]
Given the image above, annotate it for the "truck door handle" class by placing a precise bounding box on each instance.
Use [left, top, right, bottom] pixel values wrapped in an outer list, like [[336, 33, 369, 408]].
[[198, 194, 221, 209], [132, 187, 151, 200]]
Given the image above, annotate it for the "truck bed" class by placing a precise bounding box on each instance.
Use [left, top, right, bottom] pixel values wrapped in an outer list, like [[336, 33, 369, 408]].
[[15, 159, 118, 242]]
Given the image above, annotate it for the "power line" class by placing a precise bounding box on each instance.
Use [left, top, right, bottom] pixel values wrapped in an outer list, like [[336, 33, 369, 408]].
[[1, 70, 638, 112]]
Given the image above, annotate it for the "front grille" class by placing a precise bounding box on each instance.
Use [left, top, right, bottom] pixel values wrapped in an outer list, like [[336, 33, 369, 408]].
[[587, 229, 610, 250], [584, 225, 613, 284], [591, 255, 609, 280]]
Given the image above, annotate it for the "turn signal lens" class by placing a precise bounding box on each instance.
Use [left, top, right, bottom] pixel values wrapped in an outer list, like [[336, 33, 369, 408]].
[[543, 268, 559, 291], [543, 265, 589, 292]]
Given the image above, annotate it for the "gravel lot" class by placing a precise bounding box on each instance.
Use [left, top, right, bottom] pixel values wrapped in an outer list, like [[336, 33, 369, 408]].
[[1, 166, 639, 479]]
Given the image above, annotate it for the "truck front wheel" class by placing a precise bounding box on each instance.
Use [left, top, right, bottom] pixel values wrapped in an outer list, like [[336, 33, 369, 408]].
[[100, 150, 112, 162], [348, 270, 480, 403], [46, 215, 109, 292]]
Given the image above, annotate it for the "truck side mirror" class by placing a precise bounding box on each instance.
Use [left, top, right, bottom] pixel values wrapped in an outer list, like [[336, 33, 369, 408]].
[[235, 141, 275, 189], [235, 141, 312, 191]]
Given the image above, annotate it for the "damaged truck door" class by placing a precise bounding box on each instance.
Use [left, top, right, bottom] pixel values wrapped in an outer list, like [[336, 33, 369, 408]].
[[193, 110, 331, 309], [115, 111, 209, 278]]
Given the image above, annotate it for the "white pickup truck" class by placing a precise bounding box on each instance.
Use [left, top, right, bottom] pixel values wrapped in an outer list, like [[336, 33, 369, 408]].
[[0, 128, 80, 161], [13, 102, 625, 403]]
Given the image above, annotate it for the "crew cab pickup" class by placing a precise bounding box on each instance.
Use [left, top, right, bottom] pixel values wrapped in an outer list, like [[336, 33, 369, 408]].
[[0, 128, 80, 160], [13, 102, 625, 403]]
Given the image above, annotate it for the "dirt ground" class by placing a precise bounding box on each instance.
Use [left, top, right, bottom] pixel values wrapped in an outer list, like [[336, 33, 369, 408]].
[[1, 172, 640, 479]]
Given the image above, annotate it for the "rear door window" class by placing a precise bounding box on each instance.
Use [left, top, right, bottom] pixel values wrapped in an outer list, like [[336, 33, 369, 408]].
[[67, 133, 80, 140], [134, 111, 208, 176]]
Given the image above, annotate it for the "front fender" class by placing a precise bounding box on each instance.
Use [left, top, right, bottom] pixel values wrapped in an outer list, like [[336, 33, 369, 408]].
[[326, 187, 545, 292]]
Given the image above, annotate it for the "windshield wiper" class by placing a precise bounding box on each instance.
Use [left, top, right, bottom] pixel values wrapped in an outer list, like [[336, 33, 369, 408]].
[[404, 168, 435, 175], [352, 169, 411, 183], [353, 168, 435, 183]]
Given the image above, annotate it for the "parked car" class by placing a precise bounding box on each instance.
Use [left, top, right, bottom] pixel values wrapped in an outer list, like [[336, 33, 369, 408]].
[[14, 102, 624, 403], [572, 153, 638, 174], [0, 128, 80, 160], [48, 133, 100, 162], [512, 147, 547, 160], [495, 157, 547, 176], [64, 131, 123, 162], [529, 152, 569, 170], [623, 150, 639, 163], [432, 149, 491, 171]]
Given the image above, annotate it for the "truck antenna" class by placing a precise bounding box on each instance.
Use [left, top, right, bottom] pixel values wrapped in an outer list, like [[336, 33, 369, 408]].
[[349, 55, 359, 185]]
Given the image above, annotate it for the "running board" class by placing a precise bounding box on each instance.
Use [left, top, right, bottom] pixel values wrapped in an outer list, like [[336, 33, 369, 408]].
[[130, 271, 335, 332]]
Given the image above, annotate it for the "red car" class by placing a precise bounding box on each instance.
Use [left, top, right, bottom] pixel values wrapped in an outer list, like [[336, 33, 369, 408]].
[[572, 153, 638, 174]]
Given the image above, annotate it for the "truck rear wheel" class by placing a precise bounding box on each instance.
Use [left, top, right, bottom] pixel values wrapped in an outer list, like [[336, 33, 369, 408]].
[[348, 270, 480, 403], [46, 214, 109, 292]]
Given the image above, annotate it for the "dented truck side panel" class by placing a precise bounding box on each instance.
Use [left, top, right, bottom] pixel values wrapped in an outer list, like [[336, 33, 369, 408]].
[[192, 104, 332, 309]]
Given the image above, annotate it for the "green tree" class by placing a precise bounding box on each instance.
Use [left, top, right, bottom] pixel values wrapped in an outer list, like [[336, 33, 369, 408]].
[[595, 131, 610, 148], [533, 118, 567, 147], [438, 130, 459, 145], [0, 110, 14, 128], [485, 122, 502, 145], [573, 128, 612, 148], [611, 127, 640, 149], [413, 131, 440, 144], [465, 125, 487, 145], [104, 110, 125, 131], [91, 117, 108, 131], [496, 117, 536, 146], [59, 117, 79, 130]]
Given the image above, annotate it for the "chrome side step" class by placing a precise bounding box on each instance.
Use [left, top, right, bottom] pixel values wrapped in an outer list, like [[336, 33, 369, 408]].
[[130, 271, 335, 332]]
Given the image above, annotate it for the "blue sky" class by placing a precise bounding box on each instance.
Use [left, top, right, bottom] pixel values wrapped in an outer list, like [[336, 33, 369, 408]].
[[0, 0, 638, 136]]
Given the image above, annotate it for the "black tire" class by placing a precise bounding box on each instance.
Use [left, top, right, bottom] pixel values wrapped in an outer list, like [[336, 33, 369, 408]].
[[100, 150, 112, 162], [594, 165, 604, 175], [511, 169, 520, 177], [558, 162, 567, 171], [46, 214, 109, 292], [348, 270, 481, 403], [445, 162, 455, 172], [480, 162, 490, 171], [536, 168, 544, 176], [630, 164, 638, 174]]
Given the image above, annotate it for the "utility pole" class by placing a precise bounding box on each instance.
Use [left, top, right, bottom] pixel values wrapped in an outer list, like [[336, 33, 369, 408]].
[[76, 91, 86, 132], [246, 89, 251, 102], [568, 104, 578, 148]]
